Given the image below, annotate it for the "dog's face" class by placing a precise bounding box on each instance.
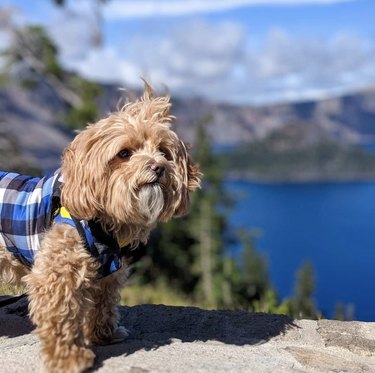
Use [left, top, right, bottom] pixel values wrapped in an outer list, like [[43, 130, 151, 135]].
[[60, 87, 201, 231]]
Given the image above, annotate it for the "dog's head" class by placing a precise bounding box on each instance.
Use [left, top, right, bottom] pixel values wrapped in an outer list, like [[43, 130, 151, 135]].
[[61, 84, 201, 233]]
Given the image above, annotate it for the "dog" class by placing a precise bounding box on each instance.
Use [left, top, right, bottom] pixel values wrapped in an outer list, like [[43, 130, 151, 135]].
[[0, 84, 201, 373]]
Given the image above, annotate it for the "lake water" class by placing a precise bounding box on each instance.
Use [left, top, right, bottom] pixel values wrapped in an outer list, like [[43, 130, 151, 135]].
[[226, 180, 375, 321]]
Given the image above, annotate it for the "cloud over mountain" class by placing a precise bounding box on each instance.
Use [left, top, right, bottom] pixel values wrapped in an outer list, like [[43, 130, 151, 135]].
[[1, 0, 373, 105], [55, 16, 374, 104]]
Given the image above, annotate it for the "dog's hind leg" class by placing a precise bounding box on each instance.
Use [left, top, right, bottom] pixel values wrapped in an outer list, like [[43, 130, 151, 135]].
[[84, 265, 129, 345], [0, 246, 30, 286], [24, 224, 99, 373]]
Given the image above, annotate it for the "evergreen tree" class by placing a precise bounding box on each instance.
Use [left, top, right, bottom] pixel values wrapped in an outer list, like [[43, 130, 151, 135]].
[[125, 116, 279, 312], [290, 261, 319, 319], [1, 22, 101, 128], [234, 230, 271, 309], [126, 115, 237, 308], [186, 115, 239, 308]]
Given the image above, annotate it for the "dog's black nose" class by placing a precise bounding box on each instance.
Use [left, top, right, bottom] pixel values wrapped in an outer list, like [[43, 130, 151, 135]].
[[150, 162, 165, 177]]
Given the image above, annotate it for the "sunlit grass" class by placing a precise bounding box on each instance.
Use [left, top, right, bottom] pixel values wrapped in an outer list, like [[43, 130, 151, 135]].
[[120, 282, 198, 308], [0, 282, 26, 296]]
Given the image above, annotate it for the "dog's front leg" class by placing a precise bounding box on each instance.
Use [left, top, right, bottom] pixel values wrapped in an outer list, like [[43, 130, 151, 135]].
[[84, 265, 129, 345], [25, 224, 99, 373]]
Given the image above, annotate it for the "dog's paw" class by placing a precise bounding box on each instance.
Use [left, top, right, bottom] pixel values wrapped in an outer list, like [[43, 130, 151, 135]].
[[110, 325, 130, 344]]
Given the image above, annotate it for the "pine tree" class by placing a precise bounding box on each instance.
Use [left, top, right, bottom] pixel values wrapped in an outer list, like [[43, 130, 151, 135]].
[[1, 22, 101, 128], [187, 115, 238, 308], [125, 115, 288, 311], [291, 261, 319, 319], [234, 230, 270, 309], [126, 115, 237, 308]]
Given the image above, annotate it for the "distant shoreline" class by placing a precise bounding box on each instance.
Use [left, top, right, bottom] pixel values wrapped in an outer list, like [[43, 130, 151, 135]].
[[226, 171, 375, 185]]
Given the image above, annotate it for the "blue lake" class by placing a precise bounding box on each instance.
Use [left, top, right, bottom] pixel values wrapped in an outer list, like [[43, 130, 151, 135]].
[[226, 180, 375, 321]]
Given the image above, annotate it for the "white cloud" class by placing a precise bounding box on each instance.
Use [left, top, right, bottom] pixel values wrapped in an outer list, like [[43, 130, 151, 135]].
[[59, 18, 375, 105], [47, 8, 97, 62], [134, 20, 244, 79], [5, 1, 365, 106], [3, 0, 371, 105], [67, 19, 245, 89], [243, 29, 375, 104], [66, 46, 142, 86], [254, 29, 372, 82], [104, 0, 357, 20], [129, 20, 246, 94]]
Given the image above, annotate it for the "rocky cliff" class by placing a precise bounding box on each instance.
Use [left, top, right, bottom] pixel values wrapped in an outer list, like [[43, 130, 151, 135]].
[[172, 88, 375, 146], [0, 83, 73, 173], [1, 296, 374, 372]]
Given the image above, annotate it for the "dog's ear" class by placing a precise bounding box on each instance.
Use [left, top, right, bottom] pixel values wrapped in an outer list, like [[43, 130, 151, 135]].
[[173, 141, 202, 217], [186, 155, 202, 192], [60, 127, 105, 220]]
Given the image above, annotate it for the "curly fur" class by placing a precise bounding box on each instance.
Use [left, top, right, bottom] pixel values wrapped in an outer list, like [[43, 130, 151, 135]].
[[0, 84, 202, 373]]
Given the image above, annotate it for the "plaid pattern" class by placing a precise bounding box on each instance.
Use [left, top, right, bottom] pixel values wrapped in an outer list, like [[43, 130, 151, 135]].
[[0, 171, 59, 266], [0, 170, 123, 277]]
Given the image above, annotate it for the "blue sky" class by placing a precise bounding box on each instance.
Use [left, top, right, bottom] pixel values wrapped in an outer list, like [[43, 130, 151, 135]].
[[1, 0, 375, 104]]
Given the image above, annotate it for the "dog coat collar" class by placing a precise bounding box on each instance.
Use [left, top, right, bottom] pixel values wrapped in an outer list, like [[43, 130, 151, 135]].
[[52, 176, 130, 278], [53, 206, 125, 278]]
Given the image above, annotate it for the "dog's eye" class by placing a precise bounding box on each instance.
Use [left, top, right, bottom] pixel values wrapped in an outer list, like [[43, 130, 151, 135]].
[[118, 149, 132, 159], [159, 147, 172, 161]]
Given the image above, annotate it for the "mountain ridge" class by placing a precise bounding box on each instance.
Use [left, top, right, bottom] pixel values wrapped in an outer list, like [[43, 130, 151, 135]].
[[1, 82, 375, 175], [171, 87, 375, 146]]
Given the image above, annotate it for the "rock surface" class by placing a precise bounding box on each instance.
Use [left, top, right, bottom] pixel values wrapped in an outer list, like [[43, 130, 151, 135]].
[[0, 297, 374, 373]]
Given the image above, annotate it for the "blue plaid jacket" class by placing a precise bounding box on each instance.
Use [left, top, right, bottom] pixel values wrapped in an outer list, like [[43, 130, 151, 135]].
[[0, 171, 123, 277]]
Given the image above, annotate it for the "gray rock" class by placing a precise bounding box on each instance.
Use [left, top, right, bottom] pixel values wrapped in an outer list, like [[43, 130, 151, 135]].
[[0, 298, 374, 373]]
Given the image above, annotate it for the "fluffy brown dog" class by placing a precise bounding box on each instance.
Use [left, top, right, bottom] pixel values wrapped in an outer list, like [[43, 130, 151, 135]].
[[0, 85, 201, 373]]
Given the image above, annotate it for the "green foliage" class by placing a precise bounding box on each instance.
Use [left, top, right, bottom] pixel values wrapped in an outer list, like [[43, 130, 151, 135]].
[[120, 281, 196, 308], [231, 230, 271, 310], [290, 261, 320, 319], [124, 118, 331, 320], [0, 71, 10, 87], [132, 116, 235, 309], [2, 22, 102, 128], [0, 283, 25, 296], [175, 116, 248, 309], [30, 25, 63, 78], [333, 302, 355, 321], [127, 116, 291, 314], [5, 25, 63, 79], [253, 289, 291, 315]]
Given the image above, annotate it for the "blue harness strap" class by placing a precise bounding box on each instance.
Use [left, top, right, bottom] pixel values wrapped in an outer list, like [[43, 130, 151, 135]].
[[53, 207, 124, 278]]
